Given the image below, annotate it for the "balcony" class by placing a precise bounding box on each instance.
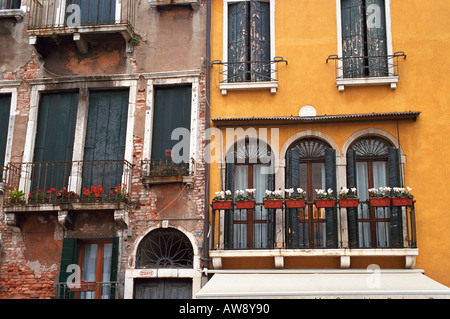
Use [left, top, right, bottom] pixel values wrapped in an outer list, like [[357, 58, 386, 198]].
[[27, 0, 136, 53], [56, 281, 120, 299], [326, 52, 406, 91], [211, 57, 288, 95], [209, 200, 417, 269], [2, 160, 132, 229], [141, 159, 191, 187]]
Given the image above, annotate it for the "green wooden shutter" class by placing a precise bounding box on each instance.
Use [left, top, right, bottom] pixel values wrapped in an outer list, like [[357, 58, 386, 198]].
[[58, 238, 79, 299], [346, 149, 359, 248], [341, 0, 366, 78], [285, 148, 301, 249], [250, 1, 271, 82], [67, 0, 115, 26], [109, 237, 120, 299], [83, 90, 129, 192], [224, 161, 235, 249], [325, 148, 338, 248], [366, 0, 388, 76], [0, 95, 11, 168], [228, 1, 249, 82], [388, 147, 403, 248], [33, 92, 78, 191], [151, 86, 192, 164]]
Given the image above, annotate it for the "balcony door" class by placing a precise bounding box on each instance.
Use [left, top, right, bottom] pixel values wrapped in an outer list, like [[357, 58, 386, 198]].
[[225, 139, 275, 249], [285, 138, 338, 249], [66, 0, 116, 26], [32, 92, 79, 192], [82, 89, 129, 195]]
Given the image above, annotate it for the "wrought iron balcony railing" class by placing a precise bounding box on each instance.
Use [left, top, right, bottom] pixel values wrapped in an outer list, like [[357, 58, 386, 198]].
[[210, 200, 416, 251], [326, 52, 407, 80], [3, 160, 132, 205], [56, 281, 120, 299], [28, 0, 136, 33], [141, 159, 190, 178], [212, 57, 288, 84]]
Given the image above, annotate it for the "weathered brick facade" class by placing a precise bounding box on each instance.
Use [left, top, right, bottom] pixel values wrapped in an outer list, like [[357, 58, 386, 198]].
[[0, 0, 208, 299]]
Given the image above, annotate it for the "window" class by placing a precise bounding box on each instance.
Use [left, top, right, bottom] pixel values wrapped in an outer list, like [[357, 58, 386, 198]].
[[285, 139, 338, 249], [340, 0, 390, 78], [0, 95, 11, 168], [58, 238, 119, 299], [66, 0, 116, 26], [225, 139, 275, 249], [227, 0, 271, 82], [347, 136, 404, 248], [0, 0, 20, 10]]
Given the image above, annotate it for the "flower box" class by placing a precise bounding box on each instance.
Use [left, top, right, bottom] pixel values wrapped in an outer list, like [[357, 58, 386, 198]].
[[212, 200, 232, 210], [315, 199, 336, 208], [369, 197, 391, 207], [236, 200, 255, 209], [263, 199, 283, 209], [339, 198, 359, 207], [392, 197, 413, 207], [285, 198, 306, 208]]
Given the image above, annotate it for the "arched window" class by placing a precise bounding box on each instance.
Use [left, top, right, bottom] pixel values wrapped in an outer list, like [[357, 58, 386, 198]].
[[136, 228, 193, 269], [347, 136, 403, 248], [225, 138, 275, 249], [285, 138, 337, 249]]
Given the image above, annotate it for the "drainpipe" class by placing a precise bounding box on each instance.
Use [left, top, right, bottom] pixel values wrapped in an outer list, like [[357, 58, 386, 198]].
[[203, 0, 212, 271]]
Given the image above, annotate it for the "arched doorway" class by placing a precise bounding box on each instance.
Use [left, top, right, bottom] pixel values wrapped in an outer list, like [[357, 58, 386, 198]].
[[134, 228, 194, 299]]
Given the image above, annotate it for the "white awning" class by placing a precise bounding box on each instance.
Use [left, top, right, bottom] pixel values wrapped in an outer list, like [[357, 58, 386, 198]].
[[196, 269, 450, 299]]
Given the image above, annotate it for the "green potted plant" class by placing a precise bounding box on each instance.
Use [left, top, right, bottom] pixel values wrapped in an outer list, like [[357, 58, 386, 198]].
[[212, 190, 233, 210], [235, 189, 255, 209], [263, 189, 284, 209], [314, 188, 336, 208], [368, 187, 391, 207], [284, 188, 306, 208], [28, 187, 54, 204], [82, 185, 106, 203], [8, 187, 25, 204], [110, 183, 131, 204], [392, 187, 414, 206], [338, 187, 359, 207]]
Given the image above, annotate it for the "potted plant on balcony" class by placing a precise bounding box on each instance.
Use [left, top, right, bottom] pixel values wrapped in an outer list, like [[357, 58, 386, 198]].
[[314, 188, 336, 208], [263, 189, 284, 209], [284, 188, 307, 208], [8, 187, 25, 205], [392, 187, 414, 206], [56, 187, 80, 203], [82, 185, 106, 203], [235, 189, 256, 209], [368, 187, 391, 207], [28, 187, 54, 204], [110, 184, 131, 204], [338, 187, 359, 207], [212, 190, 233, 210]]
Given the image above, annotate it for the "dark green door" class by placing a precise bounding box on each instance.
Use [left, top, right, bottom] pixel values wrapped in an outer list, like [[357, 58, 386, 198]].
[[83, 89, 129, 195], [0, 95, 11, 168], [134, 279, 192, 299], [32, 92, 79, 192]]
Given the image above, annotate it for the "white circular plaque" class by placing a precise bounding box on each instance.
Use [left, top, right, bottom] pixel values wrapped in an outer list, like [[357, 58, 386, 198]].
[[299, 105, 317, 117]]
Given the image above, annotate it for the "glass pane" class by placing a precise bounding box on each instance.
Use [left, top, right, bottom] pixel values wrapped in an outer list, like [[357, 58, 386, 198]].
[[372, 161, 388, 189], [81, 244, 98, 299], [311, 163, 325, 191], [101, 243, 113, 299], [299, 163, 308, 199]]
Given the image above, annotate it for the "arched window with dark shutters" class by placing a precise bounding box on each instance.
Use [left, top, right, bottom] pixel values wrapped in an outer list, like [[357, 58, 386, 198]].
[[285, 138, 338, 249], [224, 138, 275, 249], [347, 136, 403, 248]]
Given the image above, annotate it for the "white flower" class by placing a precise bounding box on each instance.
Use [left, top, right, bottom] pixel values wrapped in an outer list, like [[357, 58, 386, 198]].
[[265, 190, 272, 196], [285, 188, 294, 195], [407, 187, 412, 192], [297, 188, 305, 194], [351, 187, 357, 193], [215, 191, 221, 196], [225, 190, 231, 196], [327, 188, 333, 195]]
